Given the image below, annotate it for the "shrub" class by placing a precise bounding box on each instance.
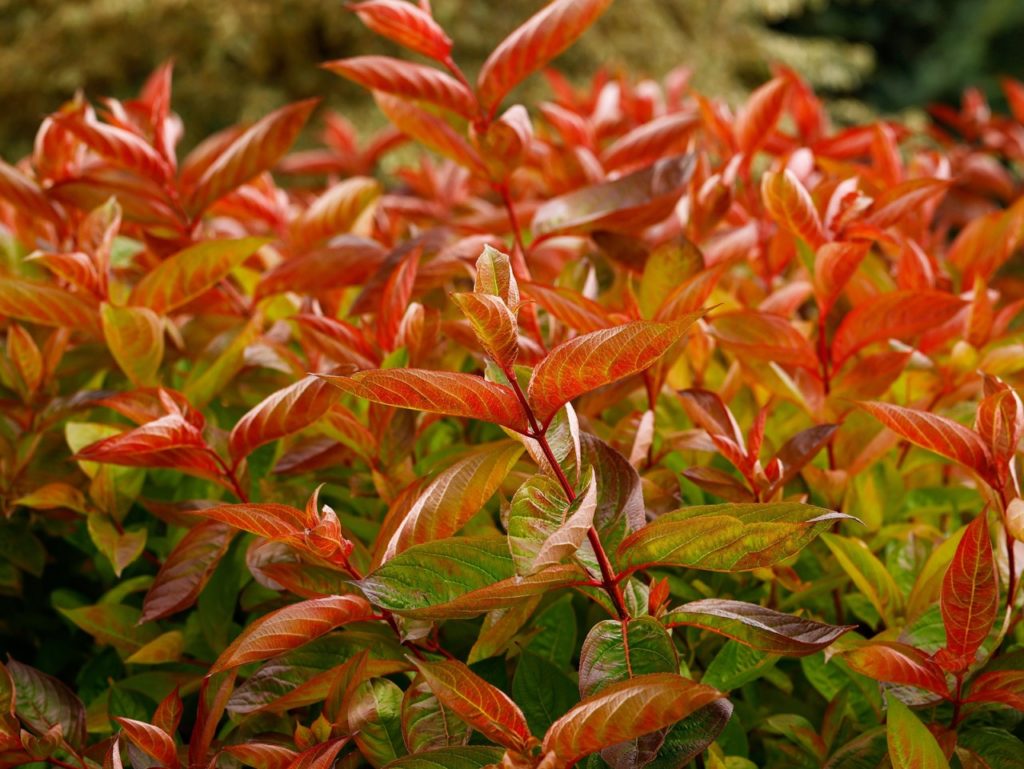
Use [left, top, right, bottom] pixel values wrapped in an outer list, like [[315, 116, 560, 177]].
[[1, 1, 1023, 768]]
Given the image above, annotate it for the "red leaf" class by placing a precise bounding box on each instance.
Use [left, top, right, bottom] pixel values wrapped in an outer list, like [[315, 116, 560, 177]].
[[842, 642, 950, 698], [864, 178, 951, 228], [527, 317, 700, 427], [319, 369, 530, 433], [813, 241, 870, 312], [290, 178, 381, 250], [712, 310, 819, 371], [965, 670, 1024, 711], [860, 401, 992, 478], [412, 658, 533, 752], [257, 237, 386, 300], [451, 292, 520, 369], [936, 514, 997, 672], [975, 383, 1024, 466], [130, 237, 268, 315], [0, 278, 100, 333], [185, 99, 318, 215], [141, 521, 234, 622], [541, 673, 724, 768], [223, 743, 298, 769], [324, 57, 477, 118], [374, 92, 486, 175], [377, 249, 420, 351], [114, 718, 177, 768], [53, 111, 171, 182], [677, 388, 746, 453], [28, 251, 102, 298], [521, 282, 612, 334], [209, 595, 374, 673], [0, 158, 62, 224], [602, 112, 699, 171], [831, 290, 965, 366], [198, 502, 306, 543], [476, 0, 614, 115], [762, 169, 827, 249], [533, 153, 695, 237], [229, 376, 339, 464], [348, 0, 452, 61], [736, 77, 790, 157]]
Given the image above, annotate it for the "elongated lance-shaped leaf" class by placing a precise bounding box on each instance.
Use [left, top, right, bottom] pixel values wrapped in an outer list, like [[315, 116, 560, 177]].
[[936, 513, 997, 672], [822, 533, 905, 627], [129, 237, 269, 314], [319, 369, 530, 432], [533, 153, 695, 237], [831, 291, 965, 366], [186, 99, 318, 215], [289, 176, 381, 250], [476, 0, 614, 115], [379, 441, 524, 562], [664, 599, 854, 656], [508, 469, 597, 576], [541, 673, 725, 769], [451, 291, 520, 369], [402, 674, 472, 753], [577, 616, 680, 769], [964, 669, 1024, 711], [324, 57, 477, 118], [527, 316, 700, 427], [886, 697, 950, 769], [860, 401, 993, 479], [762, 169, 827, 249], [114, 718, 178, 768], [711, 310, 819, 370], [842, 642, 950, 698], [359, 536, 584, 619], [617, 503, 851, 574], [101, 303, 164, 387], [412, 658, 533, 753], [209, 595, 374, 673], [142, 520, 234, 622], [814, 241, 870, 312], [229, 376, 339, 464], [0, 278, 100, 333], [347, 0, 453, 61]]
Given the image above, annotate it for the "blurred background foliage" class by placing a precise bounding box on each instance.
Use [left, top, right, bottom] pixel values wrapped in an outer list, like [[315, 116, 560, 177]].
[[1, 0, 1023, 158]]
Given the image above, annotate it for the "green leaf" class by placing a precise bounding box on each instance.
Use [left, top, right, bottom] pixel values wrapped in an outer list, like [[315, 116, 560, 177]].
[[508, 469, 597, 576], [351, 678, 407, 768], [702, 641, 779, 691], [618, 503, 850, 573], [0, 519, 45, 576], [359, 536, 585, 619], [58, 604, 160, 655], [8, 658, 87, 749], [886, 697, 949, 769], [402, 675, 471, 753], [822, 533, 906, 627], [512, 651, 578, 735]]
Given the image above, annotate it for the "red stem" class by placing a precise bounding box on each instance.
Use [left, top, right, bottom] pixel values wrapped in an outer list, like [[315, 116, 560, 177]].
[[505, 369, 629, 620]]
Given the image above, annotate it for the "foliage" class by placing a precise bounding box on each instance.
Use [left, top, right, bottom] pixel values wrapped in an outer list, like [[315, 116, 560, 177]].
[[1, 1, 1024, 768]]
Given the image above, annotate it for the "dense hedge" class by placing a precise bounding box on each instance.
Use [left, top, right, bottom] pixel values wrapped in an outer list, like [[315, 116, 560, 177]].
[[1, 1, 1024, 768]]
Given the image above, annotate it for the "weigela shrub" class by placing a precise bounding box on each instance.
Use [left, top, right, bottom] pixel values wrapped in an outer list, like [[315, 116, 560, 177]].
[[1, 1, 1024, 768]]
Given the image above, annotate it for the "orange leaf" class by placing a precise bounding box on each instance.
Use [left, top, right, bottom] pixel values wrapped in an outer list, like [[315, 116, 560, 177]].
[[842, 641, 950, 698], [762, 169, 827, 249], [0, 278, 100, 333], [476, 0, 613, 115], [413, 658, 533, 753], [185, 99, 318, 215], [319, 369, 530, 433], [860, 401, 992, 479], [936, 514, 997, 673], [348, 0, 452, 61], [209, 595, 374, 673], [712, 310, 819, 371], [114, 718, 178, 768], [229, 376, 339, 465], [831, 290, 965, 366], [141, 521, 234, 622], [527, 317, 700, 427], [325, 57, 477, 118], [541, 673, 724, 768], [101, 303, 164, 387], [736, 77, 790, 157]]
